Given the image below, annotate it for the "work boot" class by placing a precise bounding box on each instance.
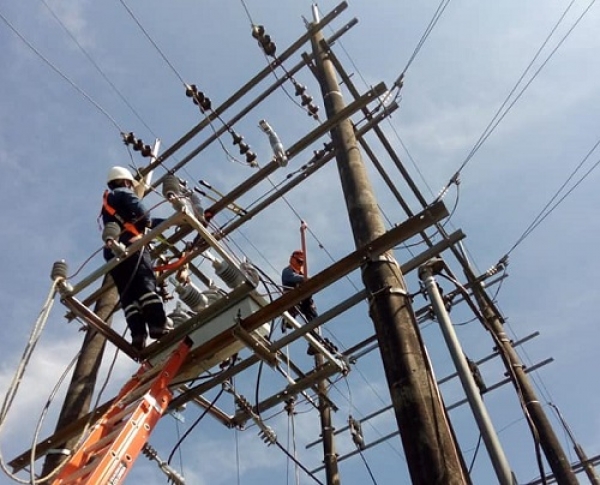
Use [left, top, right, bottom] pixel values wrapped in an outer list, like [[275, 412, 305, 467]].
[[131, 334, 146, 352], [149, 317, 174, 340]]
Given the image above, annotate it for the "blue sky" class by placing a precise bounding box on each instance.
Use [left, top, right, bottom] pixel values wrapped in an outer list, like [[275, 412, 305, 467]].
[[1, 1, 600, 484]]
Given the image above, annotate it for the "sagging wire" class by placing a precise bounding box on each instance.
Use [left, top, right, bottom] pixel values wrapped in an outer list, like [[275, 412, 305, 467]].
[[240, 1, 321, 120], [0, 279, 60, 483], [0, 10, 123, 133], [380, 0, 454, 107], [504, 134, 600, 258], [436, 0, 594, 204], [118, 0, 257, 169], [28, 351, 81, 484], [166, 385, 227, 466], [40, 0, 156, 136]]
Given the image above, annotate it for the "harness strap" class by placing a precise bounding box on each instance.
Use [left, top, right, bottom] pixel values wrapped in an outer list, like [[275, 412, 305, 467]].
[[102, 190, 142, 237]]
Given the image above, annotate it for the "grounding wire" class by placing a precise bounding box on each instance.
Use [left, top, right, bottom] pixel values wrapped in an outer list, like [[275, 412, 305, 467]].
[[0, 9, 122, 133], [437, 0, 593, 201]]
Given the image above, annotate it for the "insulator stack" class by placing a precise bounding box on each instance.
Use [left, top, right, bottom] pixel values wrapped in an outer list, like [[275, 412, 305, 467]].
[[50, 260, 68, 281], [251, 25, 276, 57], [122, 132, 153, 157], [185, 84, 212, 112], [230, 130, 257, 166], [175, 282, 209, 312], [292, 80, 319, 119], [162, 174, 182, 199], [101, 222, 121, 242], [213, 260, 244, 288], [167, 302, 192, 327]]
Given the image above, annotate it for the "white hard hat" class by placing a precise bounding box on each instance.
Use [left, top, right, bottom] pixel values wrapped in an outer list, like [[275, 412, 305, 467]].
[[107, 166, 134, 184]]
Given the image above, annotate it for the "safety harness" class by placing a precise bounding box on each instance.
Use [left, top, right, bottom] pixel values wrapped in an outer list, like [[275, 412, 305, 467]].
[[101, 190, 142, 237]]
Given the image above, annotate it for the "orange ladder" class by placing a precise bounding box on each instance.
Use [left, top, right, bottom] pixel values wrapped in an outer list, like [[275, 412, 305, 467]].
[[52, 337, 192, 485]]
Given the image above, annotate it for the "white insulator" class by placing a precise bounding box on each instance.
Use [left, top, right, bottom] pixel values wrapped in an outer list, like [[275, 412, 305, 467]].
[[162, 174, 182, 199], [101, 221, 121, 242], [213, 259, 244, 289], [240, 262, 260, 287], [167, 302, 193, 327], [175, 282, 209, 312], [190, 191, 205, 223], [202, 288, 222, 306], [259, 119, 288, 167], [51, 260, 68, 281]]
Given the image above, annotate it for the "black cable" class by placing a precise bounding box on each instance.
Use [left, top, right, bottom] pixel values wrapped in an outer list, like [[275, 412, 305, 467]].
[[357, 449, 379, 485], [467, 434, 482, 474], [167, 386, 226, 465]]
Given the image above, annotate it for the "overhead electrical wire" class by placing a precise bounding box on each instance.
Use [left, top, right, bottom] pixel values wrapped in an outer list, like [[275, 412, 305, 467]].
[[437, 0, 595, 201], [504, 135, 600, 257], [0, 9, 122, 132], [40, 0, 158, 137]]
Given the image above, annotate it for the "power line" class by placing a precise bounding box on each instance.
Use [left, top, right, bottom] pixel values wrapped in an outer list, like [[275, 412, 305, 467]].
[[0, 8, 122, 132], [438, 0, 596, 201], [40, 0, 158, 137]]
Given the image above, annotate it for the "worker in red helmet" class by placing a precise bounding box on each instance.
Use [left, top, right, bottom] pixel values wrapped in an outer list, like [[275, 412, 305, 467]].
[[101, 166, 172, 352], [281, 250, 318, 323]]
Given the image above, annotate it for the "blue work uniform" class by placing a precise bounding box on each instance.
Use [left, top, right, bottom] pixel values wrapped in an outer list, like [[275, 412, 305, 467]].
[[101, 187, 167, 342], [281, 265, 318, 322]]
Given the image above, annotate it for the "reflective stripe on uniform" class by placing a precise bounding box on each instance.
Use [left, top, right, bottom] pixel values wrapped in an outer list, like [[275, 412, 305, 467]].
[[139, 292, 163, 308]]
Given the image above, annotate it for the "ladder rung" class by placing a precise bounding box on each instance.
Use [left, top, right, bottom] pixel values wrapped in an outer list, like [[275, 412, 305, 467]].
[[82, 427, 122, 457], [104, 401, 139, 427], [59, 457, 98, 484]]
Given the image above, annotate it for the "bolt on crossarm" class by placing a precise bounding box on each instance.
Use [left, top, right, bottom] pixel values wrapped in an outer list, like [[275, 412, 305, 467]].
[[309, 7, 468, 484], [463, 265, 578, 485]]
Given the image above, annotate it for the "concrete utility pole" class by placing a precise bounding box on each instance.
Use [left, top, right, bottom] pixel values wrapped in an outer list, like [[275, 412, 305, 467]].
[[41, 277, 116, 482], [419, 259, 516, 485], [464, 267, 578, 485], [310, 8, 468, 484]]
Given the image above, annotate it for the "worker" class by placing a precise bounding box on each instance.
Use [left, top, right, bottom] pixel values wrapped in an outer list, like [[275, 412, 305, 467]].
[[281, 249, 318, 322], [101, 166, 172, 351]]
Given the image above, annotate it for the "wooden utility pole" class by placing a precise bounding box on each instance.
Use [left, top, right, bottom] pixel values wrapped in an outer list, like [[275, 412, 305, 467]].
[[41, 277, 116, 481], [465, 268, 578, 485], [310, 10, 468, 484], [315, 351, 341, 485]]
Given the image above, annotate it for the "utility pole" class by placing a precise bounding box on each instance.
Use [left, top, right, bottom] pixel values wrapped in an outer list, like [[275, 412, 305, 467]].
[[464, 267, 578, 485], [549, 403, 600, 485], [40, 277, 116, 482], [315, 351, 341, 485], [419, 259, 516, 485], [310, 7, 468, 484]]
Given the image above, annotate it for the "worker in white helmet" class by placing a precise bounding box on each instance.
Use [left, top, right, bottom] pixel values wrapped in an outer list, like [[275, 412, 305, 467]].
[[101, 166, 172, 351]]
